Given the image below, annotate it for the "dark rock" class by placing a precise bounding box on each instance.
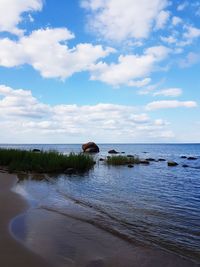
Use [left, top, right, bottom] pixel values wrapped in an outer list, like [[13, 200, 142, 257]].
[[64, 168, 75, 174], [180, 156, 187, 159], [32, 149, 41, 152], [158, 158, 166, 162], [127, 164, 134, 168], [168, 161, 178, 167], [121, 152, 125, 154], [82, 142, 99, 153], [182, 164, 189, 168], [139, 160, 150, 165], [85, 147, 98, 153], [127, 154, 134, 158], [146, 158, 156, 162], [187, 157, 198, 160], [108, 149, 119, 154], [99, 158, 104, 161]]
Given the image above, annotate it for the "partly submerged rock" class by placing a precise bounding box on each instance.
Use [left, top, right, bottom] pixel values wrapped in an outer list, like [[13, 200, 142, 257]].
[[127, 164, 134, 168], [168, 161, 178, 167], [82, 142, 99, 153], [182, 164, 189, 168], [32, 149, 41, 152], [180, 156, 187, 159], [99, 158, 104, 161], [108, 149, 119, 154], [187, 157, 198, 160], [139, 160, 150, 165], [146, 158, 156, 162], [158, 158, 166, 162]]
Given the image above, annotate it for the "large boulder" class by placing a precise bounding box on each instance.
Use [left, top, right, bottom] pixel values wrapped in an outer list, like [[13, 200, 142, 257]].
[[82, 142, 99, 153]]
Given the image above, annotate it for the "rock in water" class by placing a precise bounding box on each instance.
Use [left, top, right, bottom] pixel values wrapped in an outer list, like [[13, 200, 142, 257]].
[[127, 164, 134, 168], [187, 157, 198, 160], [108, 149, 119, 154], [82, 142, 99, 153], [146, 158, 156, 162], [158, 158, 166, 161], [139, 160, 150, 165], [168, 161, 178, 167], [182, 164, 189, 168], [32, 149, 41, 152]]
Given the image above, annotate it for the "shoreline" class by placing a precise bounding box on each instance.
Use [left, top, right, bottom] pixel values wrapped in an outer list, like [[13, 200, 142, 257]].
[[1, 172, 199, 267], [0, 172, 53, 267]]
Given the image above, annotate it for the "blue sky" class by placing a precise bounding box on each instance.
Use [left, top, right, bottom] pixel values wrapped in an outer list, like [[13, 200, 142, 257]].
[[0, 0, 199, 143]]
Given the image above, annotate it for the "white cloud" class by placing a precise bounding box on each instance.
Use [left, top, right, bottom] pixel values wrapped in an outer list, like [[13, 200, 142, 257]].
[[0, 0, 43, 35], [161, 35, 177, 44], [81, 0, 169, 42], [183, 25, 200, 39], [0, 85, 50, 118], [172, 16, 182, 26], [155, 10, 170, 29], [90, 46, 170, 86], [153, 88, 182, 97], [0, 85, 174, 142], [146, 100, 197, 110], [0, 28, 114, 79], [179, 52, 200, 68]]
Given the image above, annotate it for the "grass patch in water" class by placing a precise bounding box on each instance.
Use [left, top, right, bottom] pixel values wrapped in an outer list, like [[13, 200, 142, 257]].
[[0, 148, 95, 173], [106, 155, 140, 166]]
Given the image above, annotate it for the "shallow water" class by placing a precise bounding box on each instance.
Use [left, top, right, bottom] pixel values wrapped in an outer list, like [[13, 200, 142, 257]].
[[4, 144, 200, 262]]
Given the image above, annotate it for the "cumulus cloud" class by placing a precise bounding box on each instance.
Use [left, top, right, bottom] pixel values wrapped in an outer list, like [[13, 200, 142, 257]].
[[81, 0, 169, 42], [90, 46, 170, 86], [146, 100, 197, 110], [0, 28, 114, 79], [153, 88, 182, 97], [172, 16, 182, 26], [155, 10, 170, 30], [0, 85, 174, 142], [0, 85, 50, 118], [0, 0, 43, 35], [183, 25, 200, 39]]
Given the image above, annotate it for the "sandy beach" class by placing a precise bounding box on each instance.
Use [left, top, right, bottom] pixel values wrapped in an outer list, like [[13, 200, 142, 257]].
[[0, 172, 53, 267], [1, 171, 199, 267]]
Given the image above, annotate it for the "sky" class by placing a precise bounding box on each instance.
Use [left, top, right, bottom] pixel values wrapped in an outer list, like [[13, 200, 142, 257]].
[[0, 0, 200, 143]]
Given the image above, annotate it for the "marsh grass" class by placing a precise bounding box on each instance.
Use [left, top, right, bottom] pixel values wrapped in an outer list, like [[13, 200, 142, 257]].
[[0, 149, 94, 173], [106, 155, 140, 166]]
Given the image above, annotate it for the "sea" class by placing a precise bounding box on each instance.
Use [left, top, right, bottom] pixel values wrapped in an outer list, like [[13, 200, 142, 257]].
[[2, 144, 200, 263]]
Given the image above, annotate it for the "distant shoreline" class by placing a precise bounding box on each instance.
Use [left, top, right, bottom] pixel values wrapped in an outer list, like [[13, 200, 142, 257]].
[[0, 143, 200, 145]]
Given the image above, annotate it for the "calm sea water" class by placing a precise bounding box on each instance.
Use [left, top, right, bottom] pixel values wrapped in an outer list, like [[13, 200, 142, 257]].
[[3, 144, 200, 262]]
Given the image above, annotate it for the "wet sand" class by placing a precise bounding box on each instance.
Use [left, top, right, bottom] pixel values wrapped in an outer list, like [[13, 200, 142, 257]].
[[0, 172, 53, 267], [1, 172, 199, 267]]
